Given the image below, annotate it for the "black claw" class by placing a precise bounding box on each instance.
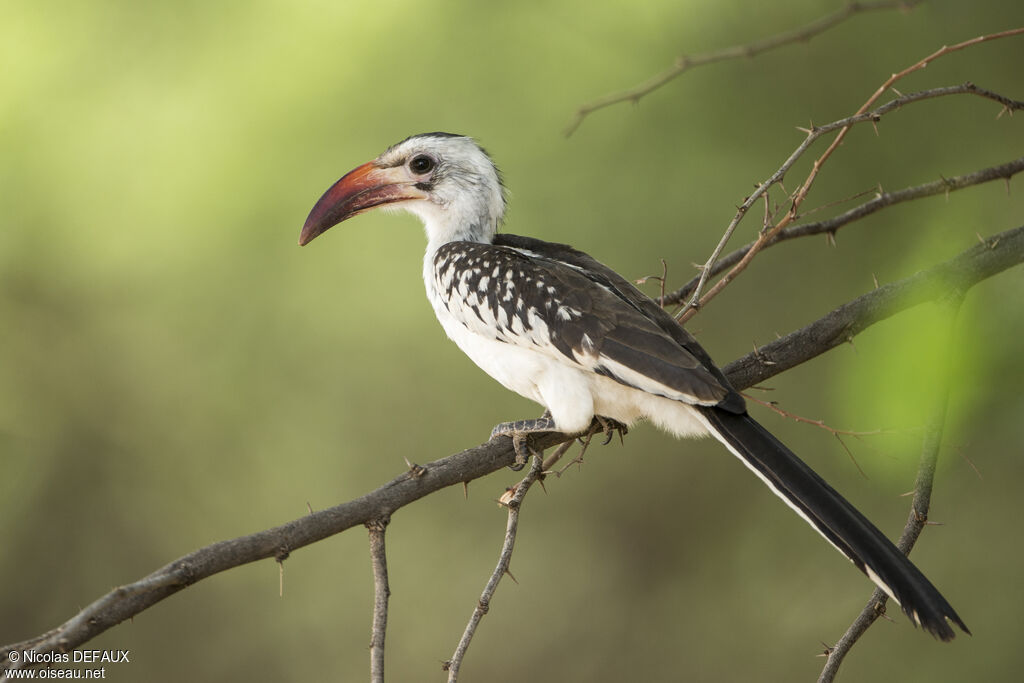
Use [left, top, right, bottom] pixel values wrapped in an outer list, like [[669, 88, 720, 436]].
[[592, 415, 628, 447]]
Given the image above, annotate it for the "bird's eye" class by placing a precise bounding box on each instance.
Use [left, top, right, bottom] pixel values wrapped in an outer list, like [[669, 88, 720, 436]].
[[408, 155, 435, 175]]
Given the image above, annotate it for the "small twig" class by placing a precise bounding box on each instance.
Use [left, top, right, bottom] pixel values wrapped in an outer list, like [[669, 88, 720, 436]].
[[744, 393, 882, 438], [957, 446, 984, 481], [553, 430, 597, 476], [635, 258, 669, 307], [564, 0, 921, 136], [367, 518, 391, 683], [446, 456, 544, 681], [745, 393, 882, 478], [817, 294, 964, 683], [541, 439, 577, 471], [795, 187, 878, 221]]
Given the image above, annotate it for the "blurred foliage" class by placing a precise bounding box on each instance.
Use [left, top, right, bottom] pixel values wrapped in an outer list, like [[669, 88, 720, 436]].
[[1, 1, 1022, 681]]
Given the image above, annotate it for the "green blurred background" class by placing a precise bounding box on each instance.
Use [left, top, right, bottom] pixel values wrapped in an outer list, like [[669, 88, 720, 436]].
[[2, 1, 1022, 680]]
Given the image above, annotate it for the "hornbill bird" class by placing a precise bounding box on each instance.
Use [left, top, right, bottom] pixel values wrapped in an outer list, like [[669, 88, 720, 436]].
[[299, 132, 968, 640]]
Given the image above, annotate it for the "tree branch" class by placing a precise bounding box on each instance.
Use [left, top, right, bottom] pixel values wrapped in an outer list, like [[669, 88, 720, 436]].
[[367, 518, 391, 683], [3, 224, 1020, 676], [664, 156, 1024, 306], [0, 435, 576, 679], [817, 293, 964, 683], [564, 0, 922, 137]]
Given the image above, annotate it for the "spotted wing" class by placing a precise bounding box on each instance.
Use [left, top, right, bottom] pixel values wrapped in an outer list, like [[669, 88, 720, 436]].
[[432, 240, 730, 406]]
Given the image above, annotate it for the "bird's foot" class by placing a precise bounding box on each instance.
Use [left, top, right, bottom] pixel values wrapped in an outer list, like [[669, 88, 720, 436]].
[[572, 415, 628, 462], [539, 415, 631, 476], [490, 413, 629, 471], [591, 415, 629, 446], [490, 411, 557, 471]]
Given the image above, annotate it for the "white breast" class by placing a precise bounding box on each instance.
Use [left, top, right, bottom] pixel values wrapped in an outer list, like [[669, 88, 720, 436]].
[[422, 247, 711, 439]]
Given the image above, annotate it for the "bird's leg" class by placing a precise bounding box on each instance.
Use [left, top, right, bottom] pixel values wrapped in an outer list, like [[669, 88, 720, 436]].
[[490, 410, 557, 471]]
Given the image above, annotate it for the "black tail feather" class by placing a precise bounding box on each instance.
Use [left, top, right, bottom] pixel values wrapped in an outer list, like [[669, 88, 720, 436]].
[[699, 407, 969, 640]]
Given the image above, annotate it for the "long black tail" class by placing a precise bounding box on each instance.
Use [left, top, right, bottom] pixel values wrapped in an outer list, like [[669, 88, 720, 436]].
[[698, 406, 969, 640]]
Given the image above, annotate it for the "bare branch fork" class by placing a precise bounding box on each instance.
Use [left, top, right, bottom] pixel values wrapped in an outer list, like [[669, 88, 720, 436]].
[[3, 224, 1022, 679], [564, 0, 924, 137]]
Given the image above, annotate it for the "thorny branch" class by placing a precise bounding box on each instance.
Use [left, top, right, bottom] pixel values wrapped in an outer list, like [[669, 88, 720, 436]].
[[817, 294, 964, 683], [721, 225, 1023, 389], [678, 75, 1024, 322], [367, 519, 391, 683], [564, 0, 922, 136], [445, 455, 545, 681], [664, 155, 1024, 306], [3, 224, 1021, 680]]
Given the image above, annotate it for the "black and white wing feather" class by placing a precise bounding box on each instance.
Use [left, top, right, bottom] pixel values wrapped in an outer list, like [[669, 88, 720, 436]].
[[432, 238, 731, 408]]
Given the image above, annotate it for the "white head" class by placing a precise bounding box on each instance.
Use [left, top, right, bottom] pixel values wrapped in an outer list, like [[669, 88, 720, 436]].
[[299, 133, 506, 248]]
